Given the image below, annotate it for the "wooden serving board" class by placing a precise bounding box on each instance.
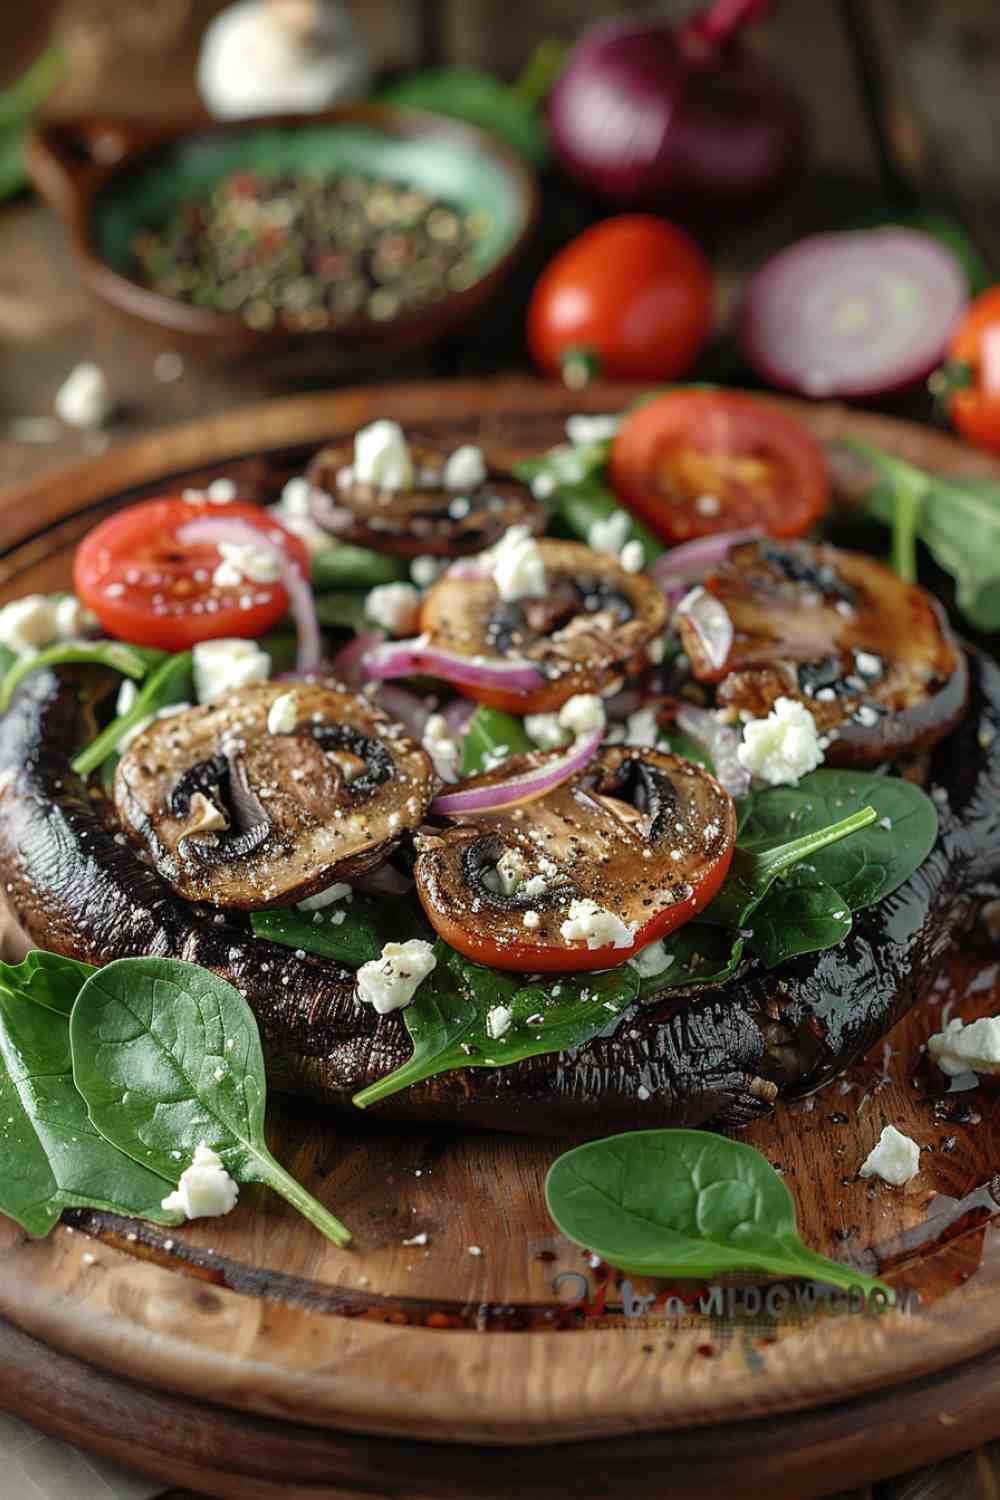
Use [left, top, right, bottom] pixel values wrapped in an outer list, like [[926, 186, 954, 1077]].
[[1, 378, 999, 1500]]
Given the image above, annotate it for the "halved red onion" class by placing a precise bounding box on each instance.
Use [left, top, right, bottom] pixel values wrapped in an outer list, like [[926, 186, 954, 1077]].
[[738, 228, 967, 400], [651, 528, 763, 603], [676, 703, 750, 797], [363, 637, 545, 695], [331, 631, 383, 689], [376, 683, 432, 740], [441, 696, 477, 737], [430, 727, 603, 817], [178, 516, 321, 673], [675, 586, 733, 673]]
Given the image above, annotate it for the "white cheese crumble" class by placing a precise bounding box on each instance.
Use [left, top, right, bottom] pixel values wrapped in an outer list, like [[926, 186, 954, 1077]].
[[566, 413, 620, 446], [116, 679, 139, 716], [587, 510, 631, 557], [858, 1125, 920, 1187], [928, 1015, 1000, 1077], [422, 713, 460, 781], [212, 539, 281, 589], [525, 711, 569, 750], [493, 848, 526, 895], [443, 444, 487, 491], [54, 595, 98, 638], [486, 1005, 513, 1040], [559, 898, 636, 951], [0, 593, 95, 656], [55, 362, 113, 429], [298, 882, 352, 913], [365, 581, 421, 636], [410, 555, 443, 588], [356, 939, 437, 1015], [628, 940, 674, 979], [488, 524, 546, 603], [161, 1142, 239, 1220], [522, 909, 541, 929], [353, 419, 413, 490], [267, 690, 298, 735], [619, 539, 645, 574], [737, 697, 824, 786], [558, 693, 606, 738], [624, 707, 660, 747], [192, 638, 270, 703]]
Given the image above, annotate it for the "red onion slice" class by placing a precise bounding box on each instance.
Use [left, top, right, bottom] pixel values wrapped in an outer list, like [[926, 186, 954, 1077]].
[[675, 703, 750, 797], [739, 229, 967, 400], [376, 683, 432, 741], [651, 527, 763, 603], [675, 586, 733, 673], [441, 696, 477, 737], [331, 631, 383, 690], [178, 516, 321, 673], [430, 727, 603, 817], [363, 638, 545, 695]]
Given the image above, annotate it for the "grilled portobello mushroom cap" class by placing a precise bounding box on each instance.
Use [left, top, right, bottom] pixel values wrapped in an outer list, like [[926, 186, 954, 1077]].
[[0, 654, 998, 1136]]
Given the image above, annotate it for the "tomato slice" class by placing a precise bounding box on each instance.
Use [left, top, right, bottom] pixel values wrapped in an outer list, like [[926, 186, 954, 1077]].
[[608, 390, 829, 545], [74, 498, 309, 651], [415, 747, 736, 973], [943, 285, 1000, 455]]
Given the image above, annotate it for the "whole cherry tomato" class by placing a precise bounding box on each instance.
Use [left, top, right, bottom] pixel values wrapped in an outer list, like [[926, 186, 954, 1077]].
[[937, 286, 1000, 454], [527, 215, 714, 387]]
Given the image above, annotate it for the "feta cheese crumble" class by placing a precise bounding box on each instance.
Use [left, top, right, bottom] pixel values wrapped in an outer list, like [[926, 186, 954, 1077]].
[[737, 697, 824, 786], [422, 713, 460, 781], [365, 581, 421, 636], [628, 940, 674, 979], [858, 1125, 920, 1186], [558, 693, 606, 738], [587, 510, 631, 557], [353, 419, 414, 491], [212, 539, 281, 589], [559, 899, 636, 951], [55, 362, 113, 429], [192, 638, 270, 703], [489, 524, 546, 603], [619, 539, 645, 574], [928, 1015, 1000, 1077], [356, 939, 437, 1015], [298, 882, 352, 913], [410, 555, 442, 588], [486, 1005, 513, 1040], [566, 413, 620, 446], [443, 444, 487, 491], [624, 707, 660, 748], [267, 691, 298, 735], [0, 593, 96, 656], [161, 1142, 239, 1220], [525, 711, 569, 750]]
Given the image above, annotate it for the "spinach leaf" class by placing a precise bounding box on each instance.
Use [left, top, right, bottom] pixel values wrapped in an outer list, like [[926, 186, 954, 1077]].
[[0, 640, 159, 714], [251, 894, 386, 967], [749, 870, 852, 970], [634, 924, 744, 1000], [376, 66, 551, 166], [734, 770, 937, 913], [844, 436, 1000, 630], [72, 650, 193, 778], [513, 446, 665, 563], [0, 47, 62, 204], [659, 725, 713, 771], [313, 591, 373, 634], [0, 952, 176, 1236], [311, 547, 407, 592], [545, 1129, 891, 1298], [461, 705, 532, 774], [70, 958, 351, 1246], [353, 943, 637, 1108]]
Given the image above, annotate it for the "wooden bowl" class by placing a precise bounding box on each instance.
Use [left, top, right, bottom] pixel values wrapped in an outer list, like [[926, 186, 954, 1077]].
[[26, 106, 539, 361]]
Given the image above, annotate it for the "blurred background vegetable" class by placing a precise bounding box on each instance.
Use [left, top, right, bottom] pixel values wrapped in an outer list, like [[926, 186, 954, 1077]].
[[933, 285, 1000, 455], [197, 0, 370, 119], [0, 46, 60, 204]]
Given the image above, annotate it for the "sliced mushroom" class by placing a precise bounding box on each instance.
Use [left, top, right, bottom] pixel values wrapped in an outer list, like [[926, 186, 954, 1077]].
[[419, 539, 670, 712], [414, 747, 735, 972], [307, 441, 545, 557], [677, 540, 969, 765], [114, 681, 435, 909]]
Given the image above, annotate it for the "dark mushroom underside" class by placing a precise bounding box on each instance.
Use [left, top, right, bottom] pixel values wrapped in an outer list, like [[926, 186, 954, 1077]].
[[0, 656, 998, 1135]]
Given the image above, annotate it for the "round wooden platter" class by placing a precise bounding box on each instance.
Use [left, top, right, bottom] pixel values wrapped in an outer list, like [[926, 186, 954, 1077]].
[[1, 377, 999, 1500]]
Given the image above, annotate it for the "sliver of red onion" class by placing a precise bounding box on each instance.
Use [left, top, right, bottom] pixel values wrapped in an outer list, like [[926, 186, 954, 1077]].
[[363, 638, 545, 695], [651, 528, 763, 604], [676, 702, 749, 796], [430, 727, 603, 817], [675, 586, 733, 673]]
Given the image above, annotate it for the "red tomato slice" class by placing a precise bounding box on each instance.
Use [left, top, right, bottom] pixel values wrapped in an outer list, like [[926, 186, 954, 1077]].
[[609, 390, 829, 545], [74, 498, 309, 651]]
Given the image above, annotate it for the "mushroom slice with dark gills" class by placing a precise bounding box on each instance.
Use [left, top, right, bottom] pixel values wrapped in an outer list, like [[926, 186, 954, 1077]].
[[114, 681, 434, 909], [677, 539, 969, 766], [414, 539, 669, 714], [414, 747, 735, 973], [307, 440, 545, 558]]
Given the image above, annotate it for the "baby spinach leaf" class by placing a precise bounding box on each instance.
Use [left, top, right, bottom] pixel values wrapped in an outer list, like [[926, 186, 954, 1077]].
[[70, 958, 351, 1246], [658, 725, 713, 771], [0, 640, 159, 715], [749, 870, 852, 970], [634, 924, 744, 1000], [734, 770, 937, 912], [460, 705, 532, 774], [311, 546, 407, 592], [251, 893, 386, 967], [353, 943, 637, 1108], [72, 650, 193, 778], [0, 952, 176, 1237], [545, 1129, 891, 1298], [313, 591, 373, 634], [377, 66, 551, 166]]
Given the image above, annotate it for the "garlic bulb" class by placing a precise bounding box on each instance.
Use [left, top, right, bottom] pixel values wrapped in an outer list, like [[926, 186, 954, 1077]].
[[197, 0, 371, 121]]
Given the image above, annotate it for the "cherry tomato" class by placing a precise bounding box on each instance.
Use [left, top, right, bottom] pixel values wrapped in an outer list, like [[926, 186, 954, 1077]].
[[939, 286, 1000, 454], [608, 389, 829, 545], [74, 497, 309, 651], [527, 215, 714, 386]]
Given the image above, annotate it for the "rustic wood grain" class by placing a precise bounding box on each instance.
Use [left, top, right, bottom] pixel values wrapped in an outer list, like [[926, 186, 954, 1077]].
[[0, 380, 998, 1495]]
